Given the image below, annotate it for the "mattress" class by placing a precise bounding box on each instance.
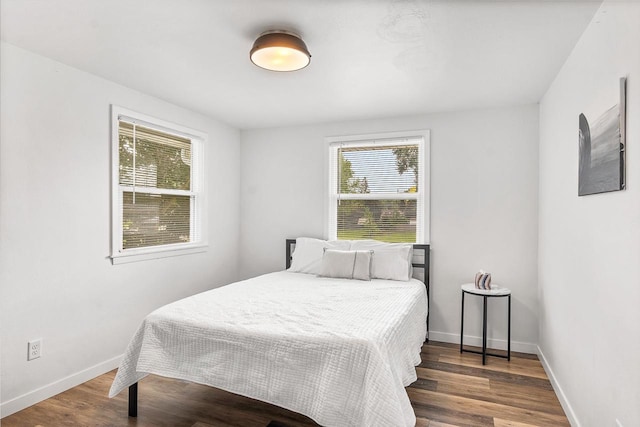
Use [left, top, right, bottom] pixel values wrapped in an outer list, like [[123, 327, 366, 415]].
[[109, 271, 427, 427]]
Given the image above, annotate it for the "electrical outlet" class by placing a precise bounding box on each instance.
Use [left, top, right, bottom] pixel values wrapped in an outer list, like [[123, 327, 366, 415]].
[[616, 419, 623, 427], [27, 339, 42, 361]]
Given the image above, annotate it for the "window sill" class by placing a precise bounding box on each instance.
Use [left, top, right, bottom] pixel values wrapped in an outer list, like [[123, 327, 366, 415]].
[[110, 244, 208, 265]]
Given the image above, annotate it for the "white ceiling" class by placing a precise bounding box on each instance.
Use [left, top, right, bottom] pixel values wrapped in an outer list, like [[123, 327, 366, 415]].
[[1, 0, 602, 130]]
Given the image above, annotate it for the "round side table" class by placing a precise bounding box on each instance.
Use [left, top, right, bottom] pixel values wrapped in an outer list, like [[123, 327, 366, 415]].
[[460, 283, 511, 365]]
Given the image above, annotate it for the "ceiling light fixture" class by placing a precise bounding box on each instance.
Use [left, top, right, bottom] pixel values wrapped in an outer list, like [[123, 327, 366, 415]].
[[250, 31, 311, 72]]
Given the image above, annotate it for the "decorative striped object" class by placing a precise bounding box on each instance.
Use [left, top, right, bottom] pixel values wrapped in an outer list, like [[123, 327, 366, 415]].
[[474, 271, 492, 290]]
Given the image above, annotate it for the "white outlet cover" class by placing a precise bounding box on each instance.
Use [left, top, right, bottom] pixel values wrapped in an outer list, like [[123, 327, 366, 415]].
[[27, 339, 42, 361]]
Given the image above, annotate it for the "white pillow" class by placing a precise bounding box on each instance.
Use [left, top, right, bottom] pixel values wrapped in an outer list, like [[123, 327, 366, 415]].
[[318, 249, 373, 281], [349, 240, 413, 281], [288, 237, 350, 275]]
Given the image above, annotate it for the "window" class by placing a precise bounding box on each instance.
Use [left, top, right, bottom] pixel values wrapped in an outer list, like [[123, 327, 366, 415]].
[[111, 106, 206, 263], [327, 130, 429, 243]]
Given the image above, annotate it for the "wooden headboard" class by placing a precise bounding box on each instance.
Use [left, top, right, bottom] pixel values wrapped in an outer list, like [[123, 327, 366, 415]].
[[285, 239, 431, 339]]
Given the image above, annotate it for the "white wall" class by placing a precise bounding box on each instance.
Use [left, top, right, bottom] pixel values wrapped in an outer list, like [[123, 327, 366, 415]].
[[0, 43, 241, 415], [538, 2, 640, 426], [240, 105, 540, 352]]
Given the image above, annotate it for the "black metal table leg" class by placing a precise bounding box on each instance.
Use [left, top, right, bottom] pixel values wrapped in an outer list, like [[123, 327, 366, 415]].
[[128, 383, 138, 417], [460, 290, 465, 353], [482, 295, 488, 365], [508, 294, 511, 361]]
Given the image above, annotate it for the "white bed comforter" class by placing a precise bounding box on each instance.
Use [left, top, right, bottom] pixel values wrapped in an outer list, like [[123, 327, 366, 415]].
[[109, 271, 427, 427]]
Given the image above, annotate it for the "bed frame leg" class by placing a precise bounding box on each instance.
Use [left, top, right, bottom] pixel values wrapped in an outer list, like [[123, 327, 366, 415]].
[[128, 383, 138, 417]]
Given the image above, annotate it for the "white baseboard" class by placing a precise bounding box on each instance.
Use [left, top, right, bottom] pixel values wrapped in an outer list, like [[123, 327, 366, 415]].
[[428, 330, 538, 354], [537, 346, 580, 427], [0, 354, 122, 418]]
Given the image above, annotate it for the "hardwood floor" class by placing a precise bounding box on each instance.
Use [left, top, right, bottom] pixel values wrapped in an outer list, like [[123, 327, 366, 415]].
[[2, 341, 568, 427]]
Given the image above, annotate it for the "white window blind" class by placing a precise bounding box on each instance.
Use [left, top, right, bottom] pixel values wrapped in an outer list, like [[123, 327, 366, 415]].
[[111, 107, 205, 262], [328, 132, 429, 243]]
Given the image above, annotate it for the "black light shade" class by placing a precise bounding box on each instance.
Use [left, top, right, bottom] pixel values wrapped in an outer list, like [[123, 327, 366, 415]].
[[250, 31, 311, 72]]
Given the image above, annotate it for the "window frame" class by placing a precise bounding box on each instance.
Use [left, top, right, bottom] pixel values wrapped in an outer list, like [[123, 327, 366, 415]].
[[110, 105, 207, 264], [325, 130, 430, 244]]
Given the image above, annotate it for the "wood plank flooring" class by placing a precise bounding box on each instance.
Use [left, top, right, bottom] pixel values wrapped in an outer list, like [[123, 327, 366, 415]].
[[1, 341, 568, 427]]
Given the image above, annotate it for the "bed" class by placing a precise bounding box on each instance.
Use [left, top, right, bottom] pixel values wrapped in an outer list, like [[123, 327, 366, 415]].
[[109, 239, 430, 426]]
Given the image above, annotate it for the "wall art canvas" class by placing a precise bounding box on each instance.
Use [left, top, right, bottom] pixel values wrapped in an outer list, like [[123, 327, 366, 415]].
[[578, 77, 626, 196]]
